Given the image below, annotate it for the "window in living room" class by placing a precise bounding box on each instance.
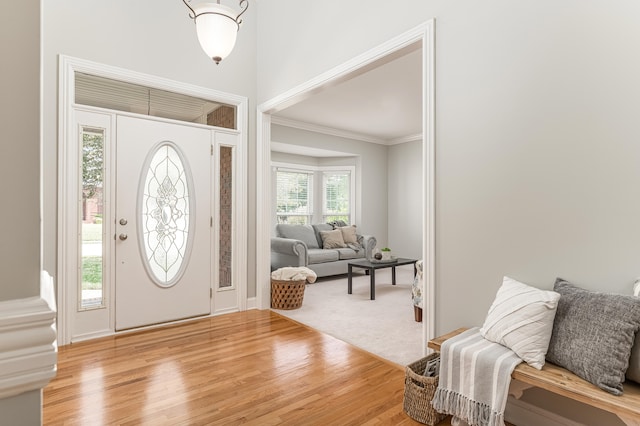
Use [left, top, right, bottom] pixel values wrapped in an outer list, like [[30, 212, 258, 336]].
[[274, 164, 355, 225], [322, 171, 351, 223], [275, 169, 313, 224]]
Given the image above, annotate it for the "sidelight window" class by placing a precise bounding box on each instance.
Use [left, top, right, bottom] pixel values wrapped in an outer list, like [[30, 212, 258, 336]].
[[80, 127, 106, 310]]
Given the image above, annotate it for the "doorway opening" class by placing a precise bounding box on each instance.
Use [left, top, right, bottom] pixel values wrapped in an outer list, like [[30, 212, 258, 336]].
[[256, 21, 436, 354]]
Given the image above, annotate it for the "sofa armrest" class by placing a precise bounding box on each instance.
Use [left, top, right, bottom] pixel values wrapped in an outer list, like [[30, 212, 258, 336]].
[[271, 237, 308, 270], [359, 235, 377, 260]]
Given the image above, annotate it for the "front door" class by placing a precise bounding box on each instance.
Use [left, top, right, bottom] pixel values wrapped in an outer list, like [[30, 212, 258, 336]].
[[115, 116, 211, 330]]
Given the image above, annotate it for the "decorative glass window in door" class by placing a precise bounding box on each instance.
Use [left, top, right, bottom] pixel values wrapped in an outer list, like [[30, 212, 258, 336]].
[[219, 146, 233, 288], [80, 126, 106, 310], [140, 142, 194, 287]]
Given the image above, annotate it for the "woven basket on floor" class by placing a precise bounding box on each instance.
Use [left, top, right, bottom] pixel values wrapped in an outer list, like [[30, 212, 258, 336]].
[[271, 279, 306, 310], [403, 353, 446, 425]]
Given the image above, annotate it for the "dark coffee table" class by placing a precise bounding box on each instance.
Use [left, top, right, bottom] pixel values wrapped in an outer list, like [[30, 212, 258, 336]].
[[347, 258, 418, 300]]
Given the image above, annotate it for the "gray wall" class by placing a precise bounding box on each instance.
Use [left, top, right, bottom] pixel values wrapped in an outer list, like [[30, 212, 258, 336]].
[[271, 125, 389, 246], [0, 0, 44, 420], [258, 0, 640, 331], [259, 2, 640, 422], [0, 0, 41, 301], [388, 140, 422, 259], [0, 391, 43, 426]]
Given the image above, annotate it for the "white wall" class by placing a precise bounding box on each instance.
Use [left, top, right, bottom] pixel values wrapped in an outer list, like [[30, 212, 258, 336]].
[[271, 125, 389, 246], [388, 140, 422, 259], [42, 0, 258, 295]]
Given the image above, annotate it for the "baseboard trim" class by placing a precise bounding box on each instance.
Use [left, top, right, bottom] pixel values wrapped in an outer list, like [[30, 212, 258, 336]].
[[246, 297, 257, 310], [0, 272, 57, 399]]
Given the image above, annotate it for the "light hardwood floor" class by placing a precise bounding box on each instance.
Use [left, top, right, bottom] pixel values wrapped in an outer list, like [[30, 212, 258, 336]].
[[44, 309, 458, 425]]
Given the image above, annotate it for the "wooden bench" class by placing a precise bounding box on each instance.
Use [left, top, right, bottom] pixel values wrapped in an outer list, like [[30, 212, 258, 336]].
[[429, 328, 640, 426]]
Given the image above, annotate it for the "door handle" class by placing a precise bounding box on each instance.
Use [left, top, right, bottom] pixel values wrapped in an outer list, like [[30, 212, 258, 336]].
[[119, 218, 128, 226], [119, 233, 128, 241]]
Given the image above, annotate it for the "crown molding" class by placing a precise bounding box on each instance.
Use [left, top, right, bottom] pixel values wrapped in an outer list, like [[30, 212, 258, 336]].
[[388, 133, 423, 145], [271, 116, 387, 145], [0, 272, 57, 399], [271, 116, 423, 146]]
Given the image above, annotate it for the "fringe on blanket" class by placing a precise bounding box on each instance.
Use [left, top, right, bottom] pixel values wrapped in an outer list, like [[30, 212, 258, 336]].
[[432, 387, 504, 426]]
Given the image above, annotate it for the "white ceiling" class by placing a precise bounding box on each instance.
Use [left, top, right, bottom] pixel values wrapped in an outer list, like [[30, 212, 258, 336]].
[[74, 47, 423, 152], [272, 47, 423, 146]]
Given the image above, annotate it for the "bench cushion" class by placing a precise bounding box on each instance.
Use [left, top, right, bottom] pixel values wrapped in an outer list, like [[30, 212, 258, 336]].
[[547, 278, 640, 395]]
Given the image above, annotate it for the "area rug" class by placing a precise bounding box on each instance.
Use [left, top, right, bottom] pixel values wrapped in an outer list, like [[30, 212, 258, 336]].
[[273, 265, 424, 367]]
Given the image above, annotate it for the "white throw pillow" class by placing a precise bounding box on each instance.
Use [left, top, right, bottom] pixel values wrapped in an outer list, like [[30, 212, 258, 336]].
[[480, 276, 560, 370]]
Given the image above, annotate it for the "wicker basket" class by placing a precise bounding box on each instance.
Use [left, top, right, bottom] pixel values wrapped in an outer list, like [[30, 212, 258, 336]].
[[403, 353, 446, 425], [271, 279, 306, 310]]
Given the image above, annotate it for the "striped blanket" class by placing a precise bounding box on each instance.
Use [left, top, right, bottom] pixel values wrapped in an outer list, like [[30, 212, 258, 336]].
[[431, 328, 522, 426]]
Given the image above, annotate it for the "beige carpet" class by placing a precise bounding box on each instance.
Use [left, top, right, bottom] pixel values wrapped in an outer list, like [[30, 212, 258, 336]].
[[273, 264, 425, 367]]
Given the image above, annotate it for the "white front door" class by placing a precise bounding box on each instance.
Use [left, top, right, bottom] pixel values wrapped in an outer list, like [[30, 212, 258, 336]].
[[115, 116, 212, 330]]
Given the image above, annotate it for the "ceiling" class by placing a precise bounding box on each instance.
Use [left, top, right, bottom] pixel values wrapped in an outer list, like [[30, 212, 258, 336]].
[[272, 47, 423, 147], [74, 46, 423, 150]]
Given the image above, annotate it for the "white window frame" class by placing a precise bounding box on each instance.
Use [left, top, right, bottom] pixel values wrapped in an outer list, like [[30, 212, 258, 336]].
[[321, 167, 355, 224], [272, 162, 355, 225], [274, 166, 314, 224]]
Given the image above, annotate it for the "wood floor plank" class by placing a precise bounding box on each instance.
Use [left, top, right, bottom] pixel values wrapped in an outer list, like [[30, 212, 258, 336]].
[[44, 310, 433, 425]]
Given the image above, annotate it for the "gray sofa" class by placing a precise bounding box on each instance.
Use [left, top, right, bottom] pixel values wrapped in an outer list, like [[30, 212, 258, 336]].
[[271, 223, 377, 277]]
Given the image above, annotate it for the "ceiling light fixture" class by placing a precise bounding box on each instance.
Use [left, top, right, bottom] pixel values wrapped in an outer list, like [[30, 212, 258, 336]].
[[182, 0, 248, 65]]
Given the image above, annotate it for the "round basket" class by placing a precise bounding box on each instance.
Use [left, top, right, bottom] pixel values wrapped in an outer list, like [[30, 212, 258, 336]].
[[271, 279, 306, 310], [403, 353, 446, 425]]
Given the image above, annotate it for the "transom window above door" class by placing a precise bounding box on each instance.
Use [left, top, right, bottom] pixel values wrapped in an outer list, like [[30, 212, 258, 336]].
[[75, 73, 237, 129]]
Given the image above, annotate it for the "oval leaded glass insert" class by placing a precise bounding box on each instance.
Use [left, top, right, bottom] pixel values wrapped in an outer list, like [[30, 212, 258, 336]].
[[139, 142, 194, 287]]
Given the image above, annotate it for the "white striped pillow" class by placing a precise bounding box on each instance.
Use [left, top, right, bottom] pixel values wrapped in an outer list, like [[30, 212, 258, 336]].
[[480, 276, 560, 369]]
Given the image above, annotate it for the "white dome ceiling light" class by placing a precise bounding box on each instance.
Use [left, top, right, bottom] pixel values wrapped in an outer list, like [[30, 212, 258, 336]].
[[182, 0, 248, 65]]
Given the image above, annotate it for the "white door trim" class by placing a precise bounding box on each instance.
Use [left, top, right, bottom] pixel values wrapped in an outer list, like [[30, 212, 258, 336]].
[[58, 55, 248, 345], [256, 21, 436, 346]]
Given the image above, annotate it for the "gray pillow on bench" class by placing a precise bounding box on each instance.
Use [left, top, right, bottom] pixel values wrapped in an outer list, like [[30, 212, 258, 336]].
[[628, 339, 640, 384], [546, 278, 640, 395]]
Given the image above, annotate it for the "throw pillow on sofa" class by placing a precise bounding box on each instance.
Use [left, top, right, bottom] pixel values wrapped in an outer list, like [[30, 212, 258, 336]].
[[546, 278, 640, 395], [320, 229, 347, 249], [339, 225, 358, 244]]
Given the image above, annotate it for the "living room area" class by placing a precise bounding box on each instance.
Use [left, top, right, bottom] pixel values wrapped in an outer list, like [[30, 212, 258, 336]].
[[267, 46, 426, 366]]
